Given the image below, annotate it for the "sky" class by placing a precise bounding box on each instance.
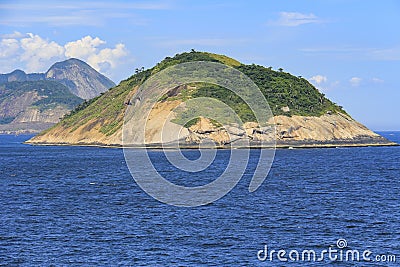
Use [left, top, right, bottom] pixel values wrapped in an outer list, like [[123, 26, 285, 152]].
[[0, 0, 399, 130]]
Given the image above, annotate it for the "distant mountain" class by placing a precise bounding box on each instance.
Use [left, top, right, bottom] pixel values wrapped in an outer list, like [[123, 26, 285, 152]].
[[0, 80, 84, 134], [0, 58, 116, 99], [0, 59, 116, 133], [27, 51, 396, 147], [0, 69, 45, 83], [45, 58, 115, 99]]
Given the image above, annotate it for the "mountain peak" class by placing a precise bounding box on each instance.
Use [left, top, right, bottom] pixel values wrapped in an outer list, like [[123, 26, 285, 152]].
[[45, 58, 115, 99], [49, 58, 89, 68], [1, 59, 115, 100], [10, 69, 26, 75]]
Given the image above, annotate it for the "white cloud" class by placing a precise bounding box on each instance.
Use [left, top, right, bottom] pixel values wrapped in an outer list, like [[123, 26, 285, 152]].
[[65, 36, 128, 73], [65, 36, 106, 59], [371, 47, 400, 61], [274, 12, 321, 27], [372, 77, 384, 83], [0, 31, 28, 39], [350, 77, 362, 87], [309, 75, 332, 92], [20, 33, 65, 72], [87, 43, 128, 72], [0, 2, 169, 26], [309, 75, 327, 84], [0, 38, 19, 58], [0, 33, 129, 77]]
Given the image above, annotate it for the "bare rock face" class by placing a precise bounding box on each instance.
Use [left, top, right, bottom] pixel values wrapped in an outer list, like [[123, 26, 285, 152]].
[[45, 58, 115, 99], [0, 81, 83, 134], [14, 106, 69, 124], [0, 91, 38, 119], [187, 117, 232, 145], [281, 106, 290, 113], [0, 91, 67, 125], [189, 116, 218, 134], [225, 125, 245, 136], [271, 113, 379, 142]]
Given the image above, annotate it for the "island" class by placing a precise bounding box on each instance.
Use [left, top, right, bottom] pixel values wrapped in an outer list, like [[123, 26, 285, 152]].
[[26, 51, 397, 148]]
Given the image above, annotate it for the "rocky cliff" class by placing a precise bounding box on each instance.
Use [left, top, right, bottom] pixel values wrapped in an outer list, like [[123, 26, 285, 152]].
[[26, 51, 396, 147], [0, 81, 83, 134], [45, 58, 115, 99]]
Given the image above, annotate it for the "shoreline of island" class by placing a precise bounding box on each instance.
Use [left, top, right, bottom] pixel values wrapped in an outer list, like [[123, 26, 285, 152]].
[[24, 136, 398, 149]]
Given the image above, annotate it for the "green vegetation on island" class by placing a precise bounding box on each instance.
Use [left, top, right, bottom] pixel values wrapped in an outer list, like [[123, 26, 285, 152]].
[[52, 51, 348, 136]]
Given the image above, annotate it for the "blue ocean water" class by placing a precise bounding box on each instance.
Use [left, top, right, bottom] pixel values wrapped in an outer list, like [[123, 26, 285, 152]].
[[0, 132, 399, 266]]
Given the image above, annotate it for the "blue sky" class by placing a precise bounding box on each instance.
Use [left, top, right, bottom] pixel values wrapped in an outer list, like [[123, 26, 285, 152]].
[[0, 0, 399, 130]]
